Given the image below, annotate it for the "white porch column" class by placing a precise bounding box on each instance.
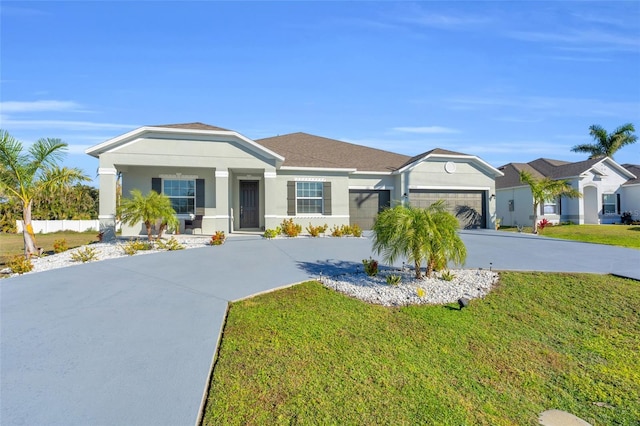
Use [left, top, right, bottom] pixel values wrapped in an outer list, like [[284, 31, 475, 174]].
[[263, 170, 277, 229], [215, 169, 230, 232], [98, 167, 118, 241]]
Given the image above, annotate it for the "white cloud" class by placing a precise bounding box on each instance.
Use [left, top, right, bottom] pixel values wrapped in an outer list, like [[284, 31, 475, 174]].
[[393, 126, 461, 134], [0, 100, 84, 113], [1, 118, 138, 131]]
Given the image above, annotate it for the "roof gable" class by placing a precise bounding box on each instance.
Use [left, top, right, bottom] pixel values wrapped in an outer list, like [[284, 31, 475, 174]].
[[397, 148, 503, 177], [85, 123, 284, 163]]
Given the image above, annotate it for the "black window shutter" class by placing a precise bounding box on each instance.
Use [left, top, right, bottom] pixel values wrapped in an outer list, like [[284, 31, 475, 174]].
[[558, 197, 562, 215], [617, 193, 621, 214], [323, 182, 332, 215], [196, 179, 205, 208], [152, 178, 161, 194], [287, 181, 296, 215]]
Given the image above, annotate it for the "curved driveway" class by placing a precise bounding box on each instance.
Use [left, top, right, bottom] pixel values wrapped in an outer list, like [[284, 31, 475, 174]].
[[1, 230, 638, 425]]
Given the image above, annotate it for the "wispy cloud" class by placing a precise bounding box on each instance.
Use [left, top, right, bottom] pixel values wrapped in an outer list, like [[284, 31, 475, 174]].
[[0, 100, 85, 113], [1, 118, 138, 131], [393, 126, 461, 134], [445, 95, 639, 118], [508, 29, 640, 52]]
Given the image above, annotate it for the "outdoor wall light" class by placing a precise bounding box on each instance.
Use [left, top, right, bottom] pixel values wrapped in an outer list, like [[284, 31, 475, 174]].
[[490, 194, 496, 200]]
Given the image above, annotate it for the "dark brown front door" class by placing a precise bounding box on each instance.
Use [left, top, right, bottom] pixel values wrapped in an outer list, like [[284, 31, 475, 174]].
[[240, 181, 259, 228]]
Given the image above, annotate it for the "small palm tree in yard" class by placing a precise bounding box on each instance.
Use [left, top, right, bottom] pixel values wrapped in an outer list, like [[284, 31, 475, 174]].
[[118, 189, 179, 241], [520, 171, 581, 234], [372, 201, 467, 279], [0, 130, 90, 258]]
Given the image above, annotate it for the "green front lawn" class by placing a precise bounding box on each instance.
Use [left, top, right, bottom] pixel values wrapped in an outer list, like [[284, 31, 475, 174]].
[[501, 224, 640, 249], [0, 231, 99, 269], [204, 273, 639, 425]]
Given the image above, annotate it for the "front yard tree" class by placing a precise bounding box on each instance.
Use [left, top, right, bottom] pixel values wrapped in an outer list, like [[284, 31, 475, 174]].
[[0, 130, 90, 258], [372, 201, 467, 279], [520, 170, 581, 234], [118, 189, 179, 241], [571, 123, 637, 159]]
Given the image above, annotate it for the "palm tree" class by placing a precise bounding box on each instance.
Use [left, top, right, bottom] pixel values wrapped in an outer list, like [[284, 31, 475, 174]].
[[118, 189, 179, 240], [372, 201, 467, 279], [519, 171, 582, 234], [0, 130, 90, 257], [571, 123, 637, 159]]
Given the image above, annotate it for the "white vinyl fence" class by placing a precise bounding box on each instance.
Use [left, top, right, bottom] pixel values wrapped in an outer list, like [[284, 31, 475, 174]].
[[16, 220, 101, 234]]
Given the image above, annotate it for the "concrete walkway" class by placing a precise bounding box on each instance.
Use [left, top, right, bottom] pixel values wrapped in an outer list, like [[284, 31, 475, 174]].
[[1, 231, 638, 425]]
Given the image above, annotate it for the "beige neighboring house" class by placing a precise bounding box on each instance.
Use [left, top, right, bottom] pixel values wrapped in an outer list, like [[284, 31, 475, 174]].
[[496, 157, 638, 227], [86, 122, 503, 238]]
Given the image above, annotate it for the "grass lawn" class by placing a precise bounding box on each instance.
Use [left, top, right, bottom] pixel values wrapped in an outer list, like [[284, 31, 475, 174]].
[[501, 224, 640, 249], [204, 272, 639, 425], [0, 231, 99, 269]]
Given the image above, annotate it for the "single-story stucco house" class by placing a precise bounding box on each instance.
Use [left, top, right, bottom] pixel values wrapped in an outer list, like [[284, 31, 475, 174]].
[[86, 122, 504, 238], [496, 156, 638, 227]]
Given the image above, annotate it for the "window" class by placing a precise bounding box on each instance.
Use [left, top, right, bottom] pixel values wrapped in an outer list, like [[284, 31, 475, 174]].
[[296, 181, 323, 214], [602, 194, 617, 215], [163, 179, 195, 214], [543, 200, 558, 215]]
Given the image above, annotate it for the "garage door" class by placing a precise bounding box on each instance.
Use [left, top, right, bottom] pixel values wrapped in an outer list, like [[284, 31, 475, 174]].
[[409, 190, 486, 229], [349, 190, 391, 230]]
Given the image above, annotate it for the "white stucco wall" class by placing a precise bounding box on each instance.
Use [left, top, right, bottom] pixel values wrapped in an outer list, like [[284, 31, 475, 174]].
[[621, 184, 640, 220], [266, 170, 351, 231], [576, 162, 630, 224]]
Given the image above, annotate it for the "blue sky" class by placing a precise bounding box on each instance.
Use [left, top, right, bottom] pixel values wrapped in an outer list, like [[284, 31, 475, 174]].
[[2, 1, 639, 186]]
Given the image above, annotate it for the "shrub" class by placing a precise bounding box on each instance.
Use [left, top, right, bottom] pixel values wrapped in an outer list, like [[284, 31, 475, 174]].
[[122, 239, 154, 255], [8, 255, 33, 274], [156, 236, 185, 251], [440, 270, 456, 281], [71, 247, 98, 263], [281, 219, 302, 237], [386, 274, 401, 286], [53, 239, 68, 253], [621, 211, 633, 225], [263, 228, 279, 239], [351, 224, 362, 237], [362, 257, 378, 276], [331, 225, 343, 237], [341, 225, 353, 236], [306, 223, 328, 237], [537, 218, 551, 233], [210, 231, 226, 246], [416, 287, 426, 298]]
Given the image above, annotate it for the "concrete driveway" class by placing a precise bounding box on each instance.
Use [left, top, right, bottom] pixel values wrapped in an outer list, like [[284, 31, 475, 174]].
[[1, 231, 638, 425]]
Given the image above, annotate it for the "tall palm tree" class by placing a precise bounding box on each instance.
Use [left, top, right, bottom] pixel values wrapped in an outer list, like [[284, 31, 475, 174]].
[[118, 189, 179, 241], [0, 130, 89, 257], [372, 201, 467, 279], [571, 123, 637, 159], [520, 171, 582, 234]]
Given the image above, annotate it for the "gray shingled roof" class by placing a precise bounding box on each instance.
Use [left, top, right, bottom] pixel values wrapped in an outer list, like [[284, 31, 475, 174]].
[[398, 148, 471, 170], [149, 122, 231, 132], [622, 164, 640, 185], [256, 132, 411, 171], [496, 163, 545, 189]]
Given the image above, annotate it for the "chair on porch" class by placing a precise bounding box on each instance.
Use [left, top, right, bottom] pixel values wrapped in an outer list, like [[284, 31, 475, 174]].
[[184, 215, 203, 234]]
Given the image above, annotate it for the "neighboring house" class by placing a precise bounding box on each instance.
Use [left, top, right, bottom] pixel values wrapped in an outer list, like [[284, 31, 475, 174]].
[[621, 164, 640, 221], [496, 157, 638, 227], [86, 123, 503, 238]]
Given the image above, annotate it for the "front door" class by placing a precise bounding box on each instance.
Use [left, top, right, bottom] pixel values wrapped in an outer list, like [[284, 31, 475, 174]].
[[240, 180, 259, 228]]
